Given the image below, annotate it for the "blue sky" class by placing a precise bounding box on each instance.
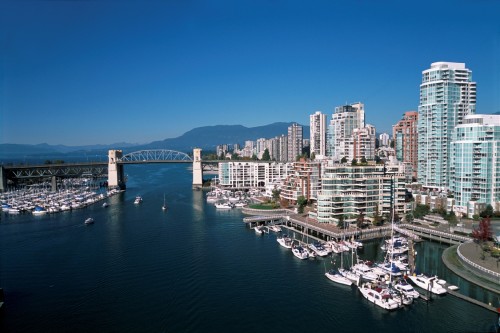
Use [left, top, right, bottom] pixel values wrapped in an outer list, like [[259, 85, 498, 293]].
[[1, 0, 499, 146]]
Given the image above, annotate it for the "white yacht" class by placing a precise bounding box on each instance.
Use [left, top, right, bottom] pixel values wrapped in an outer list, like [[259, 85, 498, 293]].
[[134, 196, 143, 204], [394, 279, 420, 299], [268, 224, 282, 233], [407, 274, 448, 295], [358, 282, 401, 310], [292, 246, 309, 260], [351, 262, 380, 281], [215, 202, 233, 209], [84, 217, 94, 225], [325, 269, 352, 286], [277, 235, 293, 249], [308, 241, 329, 257], [254, 226, 265, 234]]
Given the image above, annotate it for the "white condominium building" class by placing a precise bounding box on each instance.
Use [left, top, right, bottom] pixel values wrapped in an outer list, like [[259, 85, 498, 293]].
[[450, 114, 500, 217], [379, 133, 390, 147], [350, 124, 376, 161], [316, 162, 409, 224], [218, 161, 293, 189], [327, 102, 365, 159], [280, 159, 323, 203], [418, 62, 476, 190], [310, 111, 327, 158]]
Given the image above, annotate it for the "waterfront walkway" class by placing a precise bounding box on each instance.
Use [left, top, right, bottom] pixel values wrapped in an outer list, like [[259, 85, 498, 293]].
[[442, 242, 500, 295]]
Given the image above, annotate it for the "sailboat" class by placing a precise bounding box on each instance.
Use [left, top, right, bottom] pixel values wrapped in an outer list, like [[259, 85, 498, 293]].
[[162, 194, 168, 211]]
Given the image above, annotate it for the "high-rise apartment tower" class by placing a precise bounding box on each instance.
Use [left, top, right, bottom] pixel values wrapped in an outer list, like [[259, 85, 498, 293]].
[[417, 62, 476, 190]]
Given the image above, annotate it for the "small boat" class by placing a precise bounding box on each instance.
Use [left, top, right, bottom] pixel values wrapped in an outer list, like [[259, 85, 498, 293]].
[[325, 269, 352, 286], [308, 241, 329, 257], [102, 202, 109, 208], [215, 202, 233, 209], [134, 196, 143, 204], [268, 225, 282, 232], [292, 246, 309, 260], [394, 279, 420, 299], [254, 226, 265, 234], [162, 194, 168, 211], [277, 235, 293, 249], [84, 217, 94, 225], [32, 206, 47, 215]]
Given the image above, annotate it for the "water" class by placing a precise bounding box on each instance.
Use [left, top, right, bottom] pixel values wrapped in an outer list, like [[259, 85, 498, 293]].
[[0, 164, 499, 333]]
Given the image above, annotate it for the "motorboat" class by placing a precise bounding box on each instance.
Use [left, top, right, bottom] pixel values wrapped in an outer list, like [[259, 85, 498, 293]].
[[32, 206, 47, 215], [292, 246, 309, 260], [162, 194, 168, 211], [103, 202, 109, 208], [215, 202, 233, 209], [351, 262, 380, 281], [84, 217, 94, 225], [134, 196, 143, 204], [394, 279, 420, 299], [338, 267, 359, 283], [407, 274, 447, 295], [308, 241, 329, 257], [325, 269, 352, 286], [254, 226, 266, 235], [358, 282, 401, 310], [268, 225, 282, 233], [277, 235, 293, 249]]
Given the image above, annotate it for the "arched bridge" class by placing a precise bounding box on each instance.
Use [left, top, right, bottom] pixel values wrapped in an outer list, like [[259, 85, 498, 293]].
[[118, 149, 192, 163], [0, 149, 210, 191]]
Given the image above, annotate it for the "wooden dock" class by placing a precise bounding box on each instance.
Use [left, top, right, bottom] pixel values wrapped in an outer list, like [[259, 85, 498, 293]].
[[447, 289, 499, 314]]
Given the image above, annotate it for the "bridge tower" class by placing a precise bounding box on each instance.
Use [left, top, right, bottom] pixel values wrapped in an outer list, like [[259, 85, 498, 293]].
[[192, 148, 203, 188], [0, 166, 5, 192], [108, 150, 126, 189]]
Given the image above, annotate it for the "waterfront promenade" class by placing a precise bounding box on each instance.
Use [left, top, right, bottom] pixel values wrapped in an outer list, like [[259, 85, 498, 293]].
[[443, 242, 500, 295]]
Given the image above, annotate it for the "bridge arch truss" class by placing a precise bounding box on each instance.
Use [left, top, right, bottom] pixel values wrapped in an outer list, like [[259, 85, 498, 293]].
[[119, 150, 193, 163]]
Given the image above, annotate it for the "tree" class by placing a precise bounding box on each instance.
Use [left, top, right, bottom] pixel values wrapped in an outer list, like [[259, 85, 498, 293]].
[[360, 156, 367, 164], [297, 195, 307, 214], [351, 158, 357, 166], [372, 204, 383, 226], [261, 148, 271, 161], [272, 188, 281, 203], [405, 212, 414, 224], [337, 215, 345, 229], [375, 156, 382, 164], [340, 156, 347, 164], [310, 152, 316, 160], [472, 217, 493, 242], [413, 204, 430, 219], [231, 153, 240, 160], [480, 204, 494, 218], [356, 212, 365, 228]]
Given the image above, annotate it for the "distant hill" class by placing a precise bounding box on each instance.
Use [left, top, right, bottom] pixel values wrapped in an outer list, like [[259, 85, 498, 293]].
[[0, 142, 140, 160], [137, 122, 309, 152], [0, 122, 309, 159]]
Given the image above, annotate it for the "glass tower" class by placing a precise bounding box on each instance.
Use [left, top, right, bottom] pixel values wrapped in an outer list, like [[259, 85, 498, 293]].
[[450, 115, 500, 213], [417, 62, 476, 190]]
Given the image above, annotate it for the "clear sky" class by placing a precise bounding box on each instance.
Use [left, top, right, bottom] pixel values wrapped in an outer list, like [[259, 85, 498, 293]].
[[1, 0, 499, 146]]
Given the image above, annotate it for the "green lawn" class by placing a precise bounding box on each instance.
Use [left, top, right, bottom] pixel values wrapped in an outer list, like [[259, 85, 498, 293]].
[[249, 203, 279, 210]]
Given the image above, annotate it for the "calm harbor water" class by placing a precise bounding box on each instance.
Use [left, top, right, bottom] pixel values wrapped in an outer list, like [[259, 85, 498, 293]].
[[0, 163, 499, 333]]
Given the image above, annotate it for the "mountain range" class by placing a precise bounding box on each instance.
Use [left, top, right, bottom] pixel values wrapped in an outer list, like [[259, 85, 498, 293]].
[[0, 122, 308, 159]]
